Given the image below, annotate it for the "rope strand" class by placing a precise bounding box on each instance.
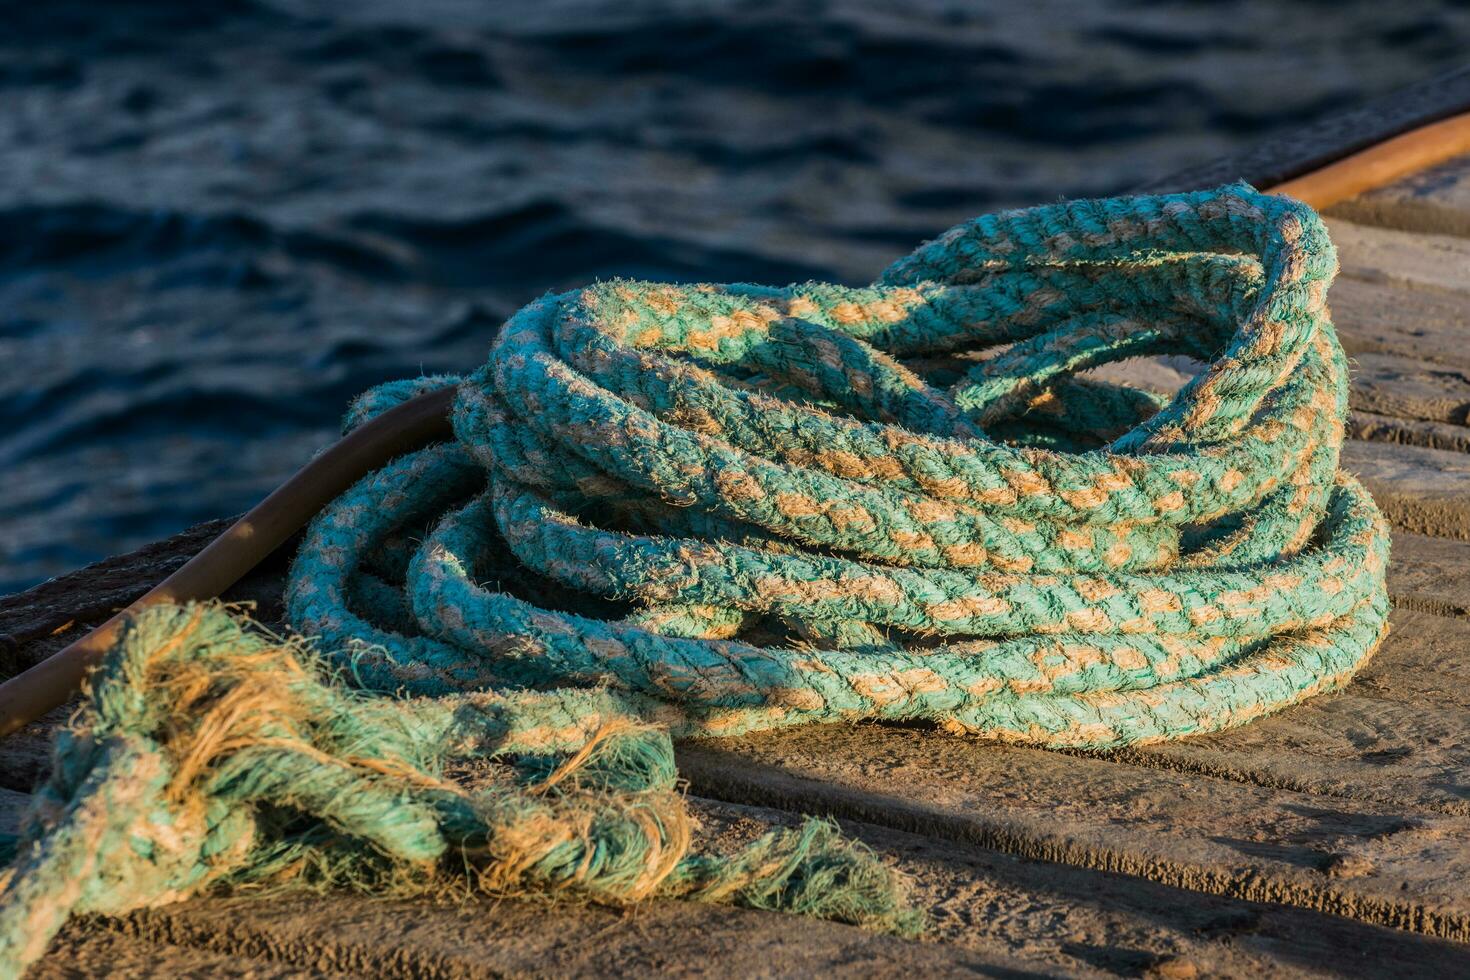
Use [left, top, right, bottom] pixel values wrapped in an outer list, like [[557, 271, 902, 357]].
[[0, 184, 1390, 976], [292, 182, 1389, 747]]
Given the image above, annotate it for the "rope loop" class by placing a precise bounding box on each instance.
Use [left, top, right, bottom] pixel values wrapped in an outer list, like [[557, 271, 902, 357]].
[[291, 182, 1389, 748], [0, 185, 1392, 976]]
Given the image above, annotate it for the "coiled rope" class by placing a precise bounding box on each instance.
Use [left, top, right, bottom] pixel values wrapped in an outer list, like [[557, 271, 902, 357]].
[[0, 185, 1390, 975], [291, 182, 1389, 744]]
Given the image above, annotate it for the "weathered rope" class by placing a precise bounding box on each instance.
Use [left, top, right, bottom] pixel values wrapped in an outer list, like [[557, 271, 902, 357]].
[[0, 605, 919, 975], [294, 182, 1389, 745], [0, 185, 1390, 975]]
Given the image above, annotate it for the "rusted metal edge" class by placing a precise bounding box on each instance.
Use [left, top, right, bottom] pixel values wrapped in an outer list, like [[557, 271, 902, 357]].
[[1140, 65, 1470, 193]]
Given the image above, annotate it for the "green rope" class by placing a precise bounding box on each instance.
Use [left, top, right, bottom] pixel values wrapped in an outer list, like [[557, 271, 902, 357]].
[[294, 182, 1389, 744], [0, 184, 1390, 975]]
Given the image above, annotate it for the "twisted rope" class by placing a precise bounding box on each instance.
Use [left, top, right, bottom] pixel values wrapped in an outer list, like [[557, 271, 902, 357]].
[[1, 605, 917, 976], [294, 182, 1389, 746], [1, 184, 1390, 975]]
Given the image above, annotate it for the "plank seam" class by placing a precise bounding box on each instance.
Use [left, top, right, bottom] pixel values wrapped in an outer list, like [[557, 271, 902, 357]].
[[1389, 591, 1470, 620], [1337, 268, 1470, 299], [1090, 747, 1470, 818], [678, 751, 1470, 944], [94, 908, 479, 980]]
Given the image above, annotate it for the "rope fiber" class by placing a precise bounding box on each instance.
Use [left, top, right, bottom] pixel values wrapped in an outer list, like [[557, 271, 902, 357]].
[[293, 181, 1390, 745], [0, 184, 1390, 974]]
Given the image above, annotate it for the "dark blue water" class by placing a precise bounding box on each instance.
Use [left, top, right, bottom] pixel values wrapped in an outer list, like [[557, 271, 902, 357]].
[[4, 0, 1469, 594]]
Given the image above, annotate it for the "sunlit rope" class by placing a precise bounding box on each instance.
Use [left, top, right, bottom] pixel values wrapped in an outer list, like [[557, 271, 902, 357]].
[[0, 184, 1390, 976], [293, 181, 1389, 748]]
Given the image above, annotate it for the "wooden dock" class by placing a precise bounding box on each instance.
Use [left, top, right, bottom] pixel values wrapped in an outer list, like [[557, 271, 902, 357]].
[[4, 136, 1470, 978]]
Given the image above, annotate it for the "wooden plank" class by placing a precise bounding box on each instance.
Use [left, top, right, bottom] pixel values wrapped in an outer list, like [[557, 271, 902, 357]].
[[0, 518, 233, 649], [67, 865, 1051, 980], [1349, 411, 1470, 455], [1353, 610, 1470, 709], [1113, 692, 1470, 813], [1113, 610, 1470, 815], [1388, 532, 1470, 618], [1342, 440, 1470, 540], [1329, 153, 1470, 238], [16, 605, 1470, 974], [29, 796, 1470, 980], [698, 804, 1470, 979], [1348, 353, 1470, 424], [0, 516, 291, 676], [679, 607, 1470, 944], [678, 721, 1470, 941], [30, 924, 326, 980], [7, 574, 1470, 974], [676, 607, 1470, 941], [1086, 356, 1200, 393], [1330, 276, 1470, 369], [1327, 218, 1470, 295], [0, 698, 68, 796], [1090, 350, 1470, 446], [10, 787, 1057, 977], [2, 780, 1050, 977]]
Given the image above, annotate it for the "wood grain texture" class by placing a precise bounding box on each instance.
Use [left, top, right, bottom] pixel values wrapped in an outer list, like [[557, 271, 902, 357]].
[[1342, 440, 1470, 540], [48, 888, 1036, 980], [25, 796, 1470, 980], [1328, 218, 1470, 294], [1348, 353, 1470, 424], [1331, 276, 1470, 369], [0, 708, 64, 795], [1387, 533, 1470, 618], [1112, 611, 1470, 811], [0, 518, 292, 677], [27, 924, 332, 980], [1349, 411, 1470, 455], [5, 518, 1470, 971], [678, 700, 1470, 942], [1330, 152, 1470, 238]]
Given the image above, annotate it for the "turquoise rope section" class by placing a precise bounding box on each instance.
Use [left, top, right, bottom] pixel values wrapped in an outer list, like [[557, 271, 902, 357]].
[[0, 185, 1391, 975], [0, 605, 920, 976], [293, 182, 1390, 747]]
